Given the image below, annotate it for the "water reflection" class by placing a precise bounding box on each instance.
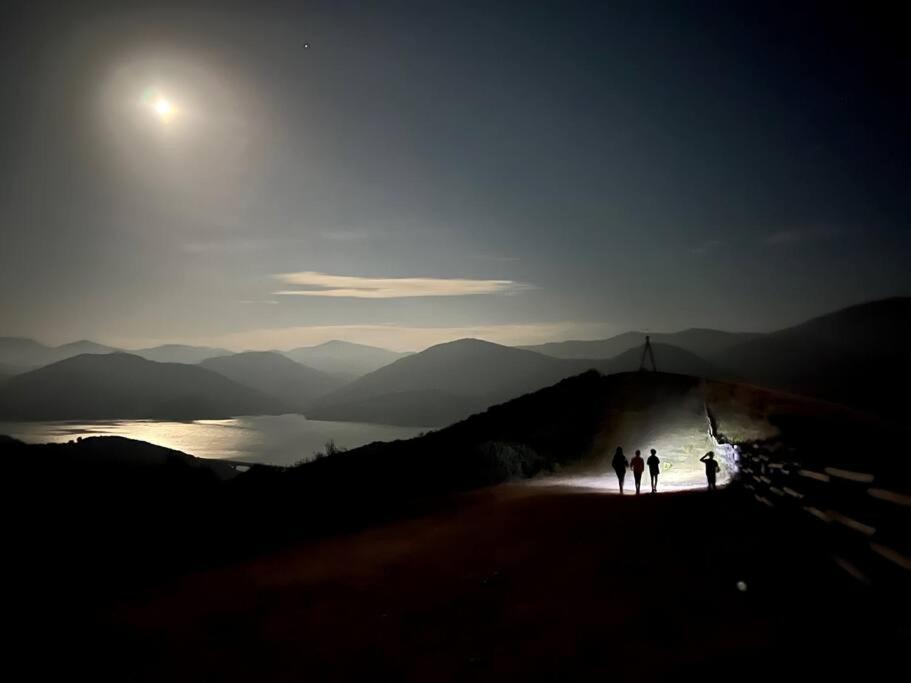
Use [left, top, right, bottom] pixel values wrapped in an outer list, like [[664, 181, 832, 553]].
[[0, 415, 427, 467]]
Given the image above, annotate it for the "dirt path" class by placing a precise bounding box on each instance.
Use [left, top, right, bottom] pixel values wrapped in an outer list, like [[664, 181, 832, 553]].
[[99, 484, 888, 681]]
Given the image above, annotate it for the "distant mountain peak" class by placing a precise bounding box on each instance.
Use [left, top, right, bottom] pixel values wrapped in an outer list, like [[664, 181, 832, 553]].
[[295, 339, 398, 352]]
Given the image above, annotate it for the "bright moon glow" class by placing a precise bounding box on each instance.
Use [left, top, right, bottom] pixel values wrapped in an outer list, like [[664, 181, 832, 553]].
[[141, 88, 176, 123], [153, 97, 174, 122]]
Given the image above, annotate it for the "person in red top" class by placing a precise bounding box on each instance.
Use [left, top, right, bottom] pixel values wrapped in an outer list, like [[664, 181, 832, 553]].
[[630, 449, 645, 495]]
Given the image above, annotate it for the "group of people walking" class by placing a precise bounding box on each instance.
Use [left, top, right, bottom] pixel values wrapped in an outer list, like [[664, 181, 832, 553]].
[[611, 447, 661, 494], [610, 447, 721, 494]]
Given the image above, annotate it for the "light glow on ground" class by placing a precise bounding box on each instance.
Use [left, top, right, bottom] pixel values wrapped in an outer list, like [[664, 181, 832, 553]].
[[530, 396, 737, 494]]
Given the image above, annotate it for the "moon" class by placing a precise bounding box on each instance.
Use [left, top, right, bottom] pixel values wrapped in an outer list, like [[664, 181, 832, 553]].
[[140, 88, 176, 123], [152, 96, 175, 122]]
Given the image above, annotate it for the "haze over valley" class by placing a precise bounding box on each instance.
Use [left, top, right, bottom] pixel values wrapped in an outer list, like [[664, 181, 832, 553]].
[[1, 299, 908, 465]]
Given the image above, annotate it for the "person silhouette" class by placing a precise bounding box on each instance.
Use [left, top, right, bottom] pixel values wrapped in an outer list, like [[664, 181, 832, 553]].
[[611, 447, 629, 494], [700, 451, 720, 490], [630, 450, 645, 494], [647, 448, 660, 493]]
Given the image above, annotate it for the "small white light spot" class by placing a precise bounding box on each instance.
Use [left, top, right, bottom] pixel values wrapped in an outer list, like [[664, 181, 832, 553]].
[[736, 580, 748, 592]]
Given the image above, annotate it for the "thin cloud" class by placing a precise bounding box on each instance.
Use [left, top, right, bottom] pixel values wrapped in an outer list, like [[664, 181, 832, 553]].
[[274, 271, 533, 298], [765, 227, 837, 246]]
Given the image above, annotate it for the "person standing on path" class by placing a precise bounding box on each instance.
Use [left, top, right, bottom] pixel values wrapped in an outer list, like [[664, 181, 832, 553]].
[[700, 451, 720, 490], [611, 447, 629, 494], [647, 449, 660, 493], [630, 450, 645, 495]]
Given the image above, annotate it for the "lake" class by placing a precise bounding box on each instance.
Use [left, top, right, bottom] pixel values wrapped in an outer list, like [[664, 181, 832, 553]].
[[0, 415, 429, 467]]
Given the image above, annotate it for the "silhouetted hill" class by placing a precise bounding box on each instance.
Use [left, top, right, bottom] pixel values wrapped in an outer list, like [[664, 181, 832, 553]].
[[201, 352, 342, 409], [287, 371, 704, 492], [0, 337, 119, 370], [308, 338, 719, 426], [1, 434, 276, 616], [8, 372, 904, 682], [133, 344, 232, 364], [0, 434, 241, 479], [308, 339, 589, 425], [282, 340, 410, 379], [521, 328, 760, 359], [715, 298, 911, 417], [0, 353, 288, 420]]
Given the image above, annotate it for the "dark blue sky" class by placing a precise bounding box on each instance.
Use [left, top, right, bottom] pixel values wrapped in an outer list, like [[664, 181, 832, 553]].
[[1, 1, 909, 350]]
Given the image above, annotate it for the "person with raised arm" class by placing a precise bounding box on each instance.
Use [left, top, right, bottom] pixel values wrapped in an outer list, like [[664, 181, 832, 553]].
[[700, 451, 720, 491]]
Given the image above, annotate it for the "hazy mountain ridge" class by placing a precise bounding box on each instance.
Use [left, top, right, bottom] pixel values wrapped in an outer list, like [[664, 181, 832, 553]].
[[0, 337, 120, 371], [281, 340, 410, 379], [714, 297, 911, 417], [133, 344, 232, 364], [1, 298, 907, 424], [0, 338, 233, 369], [309, 338, 716, 426], [200, 351, 343, 409], [0, 353, 289, 420], [521, 328, 761, 360]]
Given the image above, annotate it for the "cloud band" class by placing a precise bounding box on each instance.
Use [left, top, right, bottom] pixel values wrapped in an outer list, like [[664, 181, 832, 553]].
[[274, 271, 532, 298]]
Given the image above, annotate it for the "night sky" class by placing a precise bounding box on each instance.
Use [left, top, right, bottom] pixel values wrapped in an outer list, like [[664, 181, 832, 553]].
[[2, 1, 909, 351]]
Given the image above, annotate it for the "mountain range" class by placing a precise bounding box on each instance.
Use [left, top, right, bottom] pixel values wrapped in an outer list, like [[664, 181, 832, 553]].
[[280, 340, 410, 379], [0, 353, 288, 420], [308, 338, 718, 426], [0, 298, 907, 424], [309, 339, 580, 426], [0, 338, 231, 372], [200, 351, 343, 409], [521, 328, 760, 360], [0, 337, 408, 379], [0, 338, 119, 371], [132, 344, 232, 364]]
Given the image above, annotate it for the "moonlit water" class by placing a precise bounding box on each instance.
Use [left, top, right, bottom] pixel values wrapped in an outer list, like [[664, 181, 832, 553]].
[[0, 416, 428, 467]]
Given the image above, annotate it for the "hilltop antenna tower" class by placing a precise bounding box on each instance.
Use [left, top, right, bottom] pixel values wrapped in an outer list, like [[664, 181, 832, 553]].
[[638, 335, 657, 372]]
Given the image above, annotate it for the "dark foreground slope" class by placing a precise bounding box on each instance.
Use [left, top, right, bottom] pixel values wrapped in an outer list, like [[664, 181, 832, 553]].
[[82, 488, 908, 680], [5, 371, 909, 680]]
